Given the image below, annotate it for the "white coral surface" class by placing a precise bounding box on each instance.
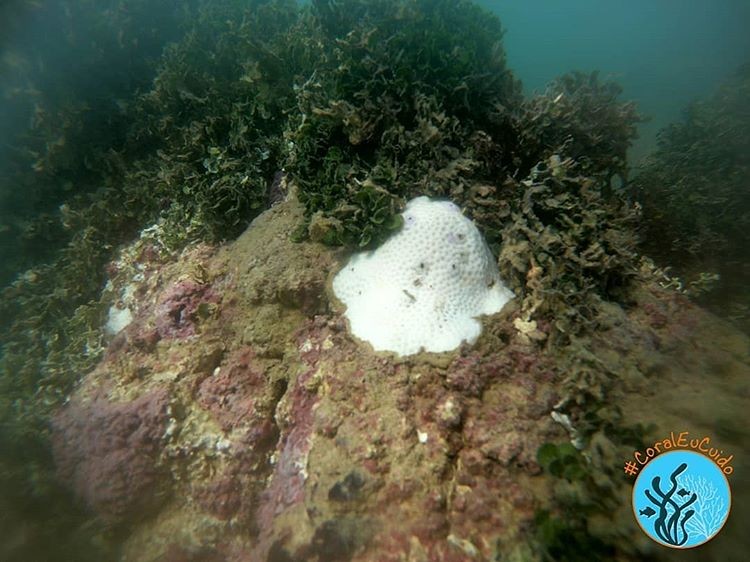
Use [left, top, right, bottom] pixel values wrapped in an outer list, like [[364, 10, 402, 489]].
[[333, 196, 513, 356]]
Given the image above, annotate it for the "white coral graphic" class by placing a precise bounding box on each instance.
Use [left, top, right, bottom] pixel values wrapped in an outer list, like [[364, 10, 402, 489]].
[[679, 474, 726, 540]]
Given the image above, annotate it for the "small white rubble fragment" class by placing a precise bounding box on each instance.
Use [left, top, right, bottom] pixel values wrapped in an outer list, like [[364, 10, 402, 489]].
[[105, 303, 133, 336], [551, 411, 585, 450]]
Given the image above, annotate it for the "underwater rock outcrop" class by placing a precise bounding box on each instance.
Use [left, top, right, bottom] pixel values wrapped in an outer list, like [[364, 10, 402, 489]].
[[43, 194, 750, 562], [52, 389, 171, 525]]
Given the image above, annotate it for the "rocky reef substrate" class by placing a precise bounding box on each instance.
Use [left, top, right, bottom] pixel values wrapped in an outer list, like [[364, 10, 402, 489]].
[[51, 196, 750, 562]]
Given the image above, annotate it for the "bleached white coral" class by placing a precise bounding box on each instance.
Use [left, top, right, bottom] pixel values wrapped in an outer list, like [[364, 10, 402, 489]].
[[332, 196, 513, 356]]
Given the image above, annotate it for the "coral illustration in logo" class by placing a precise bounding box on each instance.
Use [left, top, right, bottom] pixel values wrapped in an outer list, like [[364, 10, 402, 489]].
[[633, 450, 731, 548], [680, 474, 727, 540]]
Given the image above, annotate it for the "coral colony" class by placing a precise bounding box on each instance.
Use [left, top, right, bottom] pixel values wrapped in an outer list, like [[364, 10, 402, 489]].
[[333, 197, 514, 355]]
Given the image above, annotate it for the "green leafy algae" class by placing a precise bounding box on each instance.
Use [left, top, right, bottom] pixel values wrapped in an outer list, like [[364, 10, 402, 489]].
[[630, 64, 750, 331]]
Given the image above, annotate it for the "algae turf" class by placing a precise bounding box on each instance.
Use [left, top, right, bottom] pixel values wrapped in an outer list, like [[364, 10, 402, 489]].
[[629, 63, 750, 331], [285, 0, 522, 247], [0, 0, 191, 286]]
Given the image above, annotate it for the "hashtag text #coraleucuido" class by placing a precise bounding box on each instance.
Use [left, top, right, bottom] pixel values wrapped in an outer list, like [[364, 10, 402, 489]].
[[624, 431, 734, 476]]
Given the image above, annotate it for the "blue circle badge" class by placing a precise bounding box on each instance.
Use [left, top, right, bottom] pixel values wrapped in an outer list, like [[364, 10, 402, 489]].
[[633, 450, 731, 548]]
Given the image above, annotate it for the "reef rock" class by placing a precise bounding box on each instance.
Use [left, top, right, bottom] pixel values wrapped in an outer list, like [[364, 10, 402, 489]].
[[50, 195, 750, 562]]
